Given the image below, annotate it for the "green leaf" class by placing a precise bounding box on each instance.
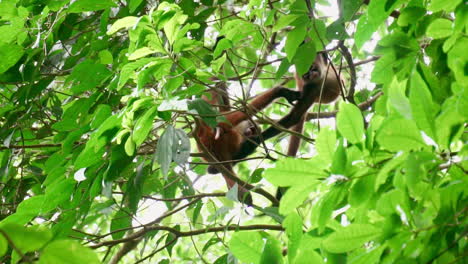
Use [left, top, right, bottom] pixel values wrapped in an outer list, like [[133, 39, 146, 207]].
[[387, 78, 412, 120], [98, 50, 113, 64], [295, 235, 324, 264], [172, 129, 190, 165], [337, 102, 365, 144], [264, 158, 326, 187], [69, 0, 117, 13], [293, 42, 316, 75], [75, 115, 121, 169], [107, 16, 138, 35], [213, 38, 232, 58], [428, 0, 462, 12], [285, 26, 307, 62], [133, 106, 158, 147], [211, 53, 227, 73], [110, 209, 132, 240], [355, 0, 404, 49], [376, 189, 407, 216], [397, 7, 426, 27], [316, 127, 336, 164], [313, 187, 345, 232], [125, 135, 136, 156], [39, 240, 100, 264], [128, 47, 159, 60], [447, 36, 468, 84], [342, 0, 363, 21], [259, 236, 283, 264], [229, 232, 263, 264], [0, 234, 6, 257], [0, 224, 52, 253], [349, 176, 374, 207], [188, 99, 218, 127], [409, 72, 436, 140], [348, 245, 385, 264], [164, 12, 188, 44], [43, 178, 75, 212], [155, 125, 175, 176], [330, 142, 347, 175], [322, 224, 382, 253], [0, 195, 46, 225], [376, 118, 426, 152], [371, 53, 397, 84], [272, 15, 301, 32], [91, 104, 112, 129], [375, 152, 407, 191], [68, 60, 112, 94], [283, 213, 303, 263], [426, 19, 453, 39], [0, 43, 23, 74], [279, 183, 316, 215], [275, 59, 291, 80], [118, 58, 157, 89], [129, 0, 144, 13]]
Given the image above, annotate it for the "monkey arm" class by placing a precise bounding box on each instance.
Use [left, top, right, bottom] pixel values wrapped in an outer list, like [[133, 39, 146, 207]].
[[225, 87, 300, 126], [233, 83, 318, 161]]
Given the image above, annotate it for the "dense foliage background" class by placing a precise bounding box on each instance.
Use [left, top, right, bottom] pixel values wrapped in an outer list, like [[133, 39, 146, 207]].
[[0, 0, 466, 263]]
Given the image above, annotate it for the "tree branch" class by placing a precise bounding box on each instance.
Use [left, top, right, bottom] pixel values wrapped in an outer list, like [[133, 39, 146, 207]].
[[91, 224, 284, 249]]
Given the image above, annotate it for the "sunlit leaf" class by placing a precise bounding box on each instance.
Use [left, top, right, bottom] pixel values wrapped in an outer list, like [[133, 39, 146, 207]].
[[426, 18, 453, 39], [229, 232, 263, 264], [376, 118, 426, 152], [264, 158, 326, 187], [110, 209, 132, 240], [39, 240, 100, 264], [0, 44, 23, 74], [155, 125, 175, 176], [0, 224, 52, 253], [337, 102, 365, 144], [322, 224, 382, 253], [260, 236, 283, 264], [69, 0, 117, 13]]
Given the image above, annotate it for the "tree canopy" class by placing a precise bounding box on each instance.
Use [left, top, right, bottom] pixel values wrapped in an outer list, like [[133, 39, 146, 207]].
[[0, 0, 466, 263]]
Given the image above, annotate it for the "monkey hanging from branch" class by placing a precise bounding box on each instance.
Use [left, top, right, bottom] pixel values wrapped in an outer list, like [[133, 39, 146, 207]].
[[194, 48, 343, 205]]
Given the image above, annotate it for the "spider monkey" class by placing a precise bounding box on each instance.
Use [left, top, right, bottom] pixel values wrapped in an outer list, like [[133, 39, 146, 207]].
[[195, 83, 300, 204], [287, 52, 342, 155], [232, 52, 342, 173]]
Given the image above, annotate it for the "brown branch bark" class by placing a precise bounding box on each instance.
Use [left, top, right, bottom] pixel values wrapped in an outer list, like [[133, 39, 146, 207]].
[[91, 224, 284, 249], [0, 144, 61, 150]]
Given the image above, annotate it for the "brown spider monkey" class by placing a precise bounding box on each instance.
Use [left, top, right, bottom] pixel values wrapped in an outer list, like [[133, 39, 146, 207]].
[[232, 52, 342, 200], [195, 82, 300, 204], [196, 34, 342, 204]]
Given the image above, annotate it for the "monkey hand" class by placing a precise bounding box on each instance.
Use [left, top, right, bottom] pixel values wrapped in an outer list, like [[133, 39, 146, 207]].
[[276, 87, 301, 105]]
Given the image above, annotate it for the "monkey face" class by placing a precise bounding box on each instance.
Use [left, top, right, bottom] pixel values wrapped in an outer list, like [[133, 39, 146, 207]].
[[235, 120, 259, 138], [302, 63, 322, 82], [301, 53, 329, 84]]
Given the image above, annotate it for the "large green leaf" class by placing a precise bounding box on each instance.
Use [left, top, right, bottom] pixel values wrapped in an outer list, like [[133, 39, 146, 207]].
[[426, 18, 453, 39], [155, 125, 175, 176], [283, 213, 303, 263], [337, 102, 365, 144], [285, 25, 307, 62], [322, 224, 382, 253], [0, 224, 52, 253], [0, 43, 23, 74], [110, 209, 132, 240], [229, 232, 263, 264], [376, 118, 426, 152], [264, 158, 326, 187], [133, 106, 158, 146], [69, 0, 117, 13], [39, 240, 100, 264], [259, 236, 283, 264]]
